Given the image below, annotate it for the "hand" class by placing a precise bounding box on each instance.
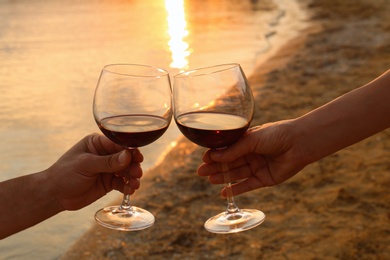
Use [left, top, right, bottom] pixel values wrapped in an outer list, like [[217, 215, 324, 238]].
[[197, 120, 305, 197], [48, 133, 143, 211]]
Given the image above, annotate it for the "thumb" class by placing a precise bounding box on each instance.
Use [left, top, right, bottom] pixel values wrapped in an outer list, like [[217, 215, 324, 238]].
[[83, 149, 131, 174]]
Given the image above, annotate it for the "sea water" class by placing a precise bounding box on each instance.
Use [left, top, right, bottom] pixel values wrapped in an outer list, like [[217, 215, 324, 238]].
[[0, 0, 307, 258]]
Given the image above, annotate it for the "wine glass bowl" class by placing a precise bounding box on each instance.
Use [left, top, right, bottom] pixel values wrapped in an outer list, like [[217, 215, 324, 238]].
[[173, 63, 265, 233], [93, 64, 172, 231]]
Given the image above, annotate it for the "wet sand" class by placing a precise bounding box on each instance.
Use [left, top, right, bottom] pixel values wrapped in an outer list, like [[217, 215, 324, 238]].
[[63, 0, 390, 259]]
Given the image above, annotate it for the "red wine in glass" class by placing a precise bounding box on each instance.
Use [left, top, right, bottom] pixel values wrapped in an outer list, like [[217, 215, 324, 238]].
[[175, 112, 249, 149], [98, 115, 170, 148]]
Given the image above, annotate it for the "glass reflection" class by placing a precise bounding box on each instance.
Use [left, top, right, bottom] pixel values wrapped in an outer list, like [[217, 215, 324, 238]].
[[164, 0, 190, 71]]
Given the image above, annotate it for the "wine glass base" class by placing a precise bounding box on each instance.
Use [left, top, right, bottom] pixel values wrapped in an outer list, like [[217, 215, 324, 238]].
[[95, 205, 155, 231], [204, 209, 265, 234]]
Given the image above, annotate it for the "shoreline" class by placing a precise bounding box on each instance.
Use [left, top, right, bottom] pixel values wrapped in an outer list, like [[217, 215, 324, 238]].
[[152, 0, 311, 172], [63, 0, 390, 259]]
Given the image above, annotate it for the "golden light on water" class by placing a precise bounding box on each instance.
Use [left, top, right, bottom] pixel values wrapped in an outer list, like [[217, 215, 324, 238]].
[[165, 0, 190, 70]]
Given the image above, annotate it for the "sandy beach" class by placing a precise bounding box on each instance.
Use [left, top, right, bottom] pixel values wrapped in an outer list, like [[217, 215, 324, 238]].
[[63, 0, 390, 259]]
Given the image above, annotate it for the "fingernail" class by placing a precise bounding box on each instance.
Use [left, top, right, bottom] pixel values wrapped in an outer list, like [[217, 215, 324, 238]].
[[211, 150, 223, 158]]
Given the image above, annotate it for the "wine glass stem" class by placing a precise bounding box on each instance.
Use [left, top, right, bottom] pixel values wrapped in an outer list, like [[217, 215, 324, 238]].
[[119, 148, 135, 211], [120, 194, 132, 211], [221, 163, 239, 214]]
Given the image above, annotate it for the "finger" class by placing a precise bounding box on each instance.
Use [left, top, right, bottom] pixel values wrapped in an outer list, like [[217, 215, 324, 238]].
[[111, 177, 140, 194], [89, 134, 124, 155], [130, 149, 144, 163], [128, 163, 143, 178], [198, 155, 246, 176], [221, 177, 265, 197], [90, 135, 144, 163], [208, 164, 253, 184], [202, 149, 214, 163], [115, 163, 143, 179], [197, 162, 220, 177], [80, 149, 132, 176], [209, 130, 259, 163]]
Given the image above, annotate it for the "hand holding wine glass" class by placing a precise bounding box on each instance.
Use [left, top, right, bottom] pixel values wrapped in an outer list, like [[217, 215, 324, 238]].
[[173, 63, 265, 234], [93, 64, 172, 231]]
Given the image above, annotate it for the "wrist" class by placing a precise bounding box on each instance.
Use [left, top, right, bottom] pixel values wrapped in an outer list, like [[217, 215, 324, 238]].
[[33, 169, 65, 215], [287, 117, 317, 169]]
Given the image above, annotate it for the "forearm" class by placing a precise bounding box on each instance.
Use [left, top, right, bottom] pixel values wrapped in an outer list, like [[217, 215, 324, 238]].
[[0, 171, 63, 239], [293, 70, 390, 166]]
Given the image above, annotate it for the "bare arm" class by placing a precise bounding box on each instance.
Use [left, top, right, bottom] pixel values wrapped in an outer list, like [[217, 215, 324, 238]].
[[295, 69, 390, 166], [0, 134, 143, 239], [198, 70, 390, 196]]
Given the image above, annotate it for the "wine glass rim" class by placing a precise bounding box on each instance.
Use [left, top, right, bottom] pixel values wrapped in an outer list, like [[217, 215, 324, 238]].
[[174, 63, 240, 78], [102, 63, 169, 77]]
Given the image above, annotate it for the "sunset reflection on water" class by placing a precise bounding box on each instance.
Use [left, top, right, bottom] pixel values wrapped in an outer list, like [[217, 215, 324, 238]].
[[164, 0, 190, 71]]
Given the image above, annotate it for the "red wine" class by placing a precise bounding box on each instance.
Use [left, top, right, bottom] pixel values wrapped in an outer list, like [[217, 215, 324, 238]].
[[98, 115, 170, 148], [175, 112, 249, 148]]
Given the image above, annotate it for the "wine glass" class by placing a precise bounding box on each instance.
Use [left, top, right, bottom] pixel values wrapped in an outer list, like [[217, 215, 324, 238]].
[[93, 64, 172, 231], [173, 63, 265, 234]]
